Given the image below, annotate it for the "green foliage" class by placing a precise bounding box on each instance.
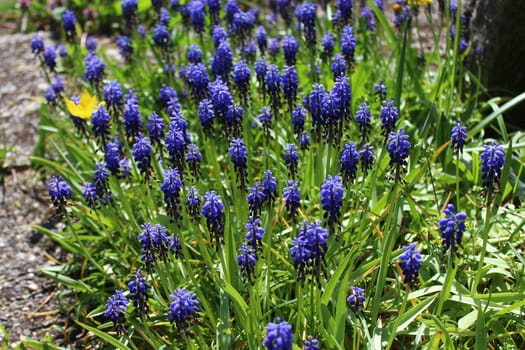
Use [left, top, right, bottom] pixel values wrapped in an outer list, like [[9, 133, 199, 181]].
[[26, 0, 525, 349]]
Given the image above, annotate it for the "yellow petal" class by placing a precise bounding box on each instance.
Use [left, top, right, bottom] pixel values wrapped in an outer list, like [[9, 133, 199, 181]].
[[64, 96, 81, 117]]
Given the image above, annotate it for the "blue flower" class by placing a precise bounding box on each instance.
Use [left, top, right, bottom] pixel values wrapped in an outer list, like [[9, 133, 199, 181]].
[[347, 286, 365, 309], [309, 84, 326, 137], [153, 24, 169, 47], [237, 242, 257, 279], [147, 112, 165, 146], [212, 25, 227, 48], [380, 100, 399, 136], [93, 163, 112, 204], [264, 317, 294, 350], [86, 36, 97, 51], [232, 10, 256, 42], [160, 7, 171, 25], [399, 243, 422, 284], [82, 182, 98, 207], [299, 131, 311, 150], [394, 1, 411, 28], [161, 168, 183, 222], [123, 91, 143, 139], [256, 26, 267, 54], [281, 65, 298, 108], [320, 175, 344, 231], [165, 121, 187, 170], [104, 142, 121, 176], [211, 40, 233, 78], [451, 121, 467, 154], [186, 187, 202, 221], [232, 60, 251, 97], [361, 6, 376, 31], [62, 10, 77, 39], [57, 44, 68, 57], [132, 134, 152, 178], [104, 290, 128, 332], [198, 99, 215, 135], [480, 141, 505, 191], [159, 84, 179, 107], [254, 58, 268, 85], [337, 0, 352, 21], [202, 191, 225, 245], [128, 270, 149, 318], [282, 35, 299, 66], [187, 44, 202, 63], [374, 80, 387, 99], [439, 204, 467, 252], [43, 45, 56, 71], [48, 176, 71, 211], [207, 0, 221, 22], [103, 80, 124, 110], [268, 37, 280, 57], [340, 141, 359, 184], [244, 215, 265, 249], [44, 86, 57, 105], [185, 143, 202, 178], [262, 170, 278, 204], [290, 221, 328, 281], [116, 35, 133, 61], [322, 32, 335, 57], [138, 223, 170, 265], [283, 180, 300, 219], [84, 52, 105, 85], [258, 107, 273, 134], [299, 2, 317, 49], [284, 144, 299, 179], [168, 288, 200, 328], [229, 138, 248, 188], [359, 144, 374, 173], [186, 63, 210, 102], [331, 53, 347, 79], [355, 102, 371, 141], [188, 0, 206, 34], [341, 25, 356, 62], [31, 34, 44, 55], [292, 105, 306, 135], [387, 128, 411, 169], [304, 337, 321, 350], [265, 64, 281, 112], [122, 0, 138, 26], [91, 105, 111, 144]]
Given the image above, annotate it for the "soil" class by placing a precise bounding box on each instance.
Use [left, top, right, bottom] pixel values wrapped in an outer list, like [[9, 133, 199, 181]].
[[0, 30, 63, 347]]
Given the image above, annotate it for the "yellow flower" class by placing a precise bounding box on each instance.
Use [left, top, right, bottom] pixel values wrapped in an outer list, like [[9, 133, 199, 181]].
[[64, 90, 100, 120], [408, 0, 432, 6]]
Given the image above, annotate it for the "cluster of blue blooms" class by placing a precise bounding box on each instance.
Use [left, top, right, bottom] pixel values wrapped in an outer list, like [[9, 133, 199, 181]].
[[37, 0, 509, 347]]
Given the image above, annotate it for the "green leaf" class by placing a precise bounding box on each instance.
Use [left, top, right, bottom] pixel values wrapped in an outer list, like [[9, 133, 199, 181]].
[[76, 321, 131, 350]]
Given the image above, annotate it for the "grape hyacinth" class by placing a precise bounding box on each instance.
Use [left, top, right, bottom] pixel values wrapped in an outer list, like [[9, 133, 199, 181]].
[[291, 104, 306, 135], [374, 80, 387, 100], [165, 120, 187, 171], [480, 141, 505, 192], [387, 128, 411, 178], [300, 2, 317, 50], [232, 60, 251, 104], [122, 0, 138, 27], [265, 64, 281, 115], [84, 52, 106, 85], [128, 270, 149, 318], [82, 182, 98, 207], [339, 141, 360, 184], [187, 44, 202, 64], [104, 290, 128, 333], [347, 286, 366, 310], [43, 45, 56, 71], [361, 6, 376, 31], [331, 53, 347, 79], [186, 63, 210, 102], [62, 9, 77, 40], [258, 107, 273, 135], [399, 243, 422, 285], [355, 102, 372, 141], [185, 187, 202, 221], [262, 170, 278, 204], [299, 131, 311, 150], [198, 99, 215, 136], [359, 144, 375, 173], [48, 176, 71, 214], [147, 112, 165, 146], [168, 288, 200, 329], [256, 26, 267, 55], [161, 168, 183, 222], [153, 24, 169, 48], [305, 337, 321, 350], [124, 94, 143, 139], [211, 40, 234, 79], [268, 37, 280, 57], [91, 105, 111, 145], [281, 65, 298, 109], [138, 223, 171, 266], [322, 32, 335, 58], [244, 215, 265, 249], [263, 318, 294, 350], [283, 144, 299, 179], [247, 182, 266, 216], [439, 204, 467, 253], [229, 138, 248, 189], [341, 25, 356, 63], [283, 180, 300, 220], [103, 80, 124, 111], [451, 121, 467, 154], [379, 100, 399, 136], [185, 143, 202, 179], [320, 175, 344, 232], [31, 34, 44, 55], [237, 242, 257, 281], [104, 141, 121, 176], [92, 163, 112, 205], [290, 221, 328, 282], [116, 35, 133, 61], [188, 0, 206, 34], [202, 191, 225, 246], [282, 35, 298, 66]]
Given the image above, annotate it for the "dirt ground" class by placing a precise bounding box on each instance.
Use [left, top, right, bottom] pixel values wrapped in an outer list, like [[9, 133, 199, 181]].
[[0, 31, 63, 347]]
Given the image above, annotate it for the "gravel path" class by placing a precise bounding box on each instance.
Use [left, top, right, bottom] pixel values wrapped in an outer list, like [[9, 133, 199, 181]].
[[0, 30, 62, 347]]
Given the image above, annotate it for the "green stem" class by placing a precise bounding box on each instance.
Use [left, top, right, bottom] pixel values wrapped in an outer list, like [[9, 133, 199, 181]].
[[472, 197, 492, 293]]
